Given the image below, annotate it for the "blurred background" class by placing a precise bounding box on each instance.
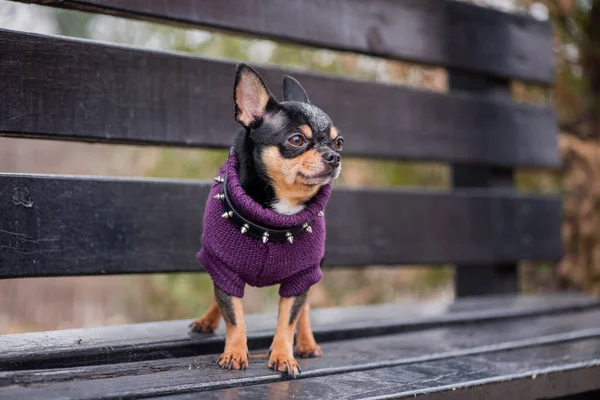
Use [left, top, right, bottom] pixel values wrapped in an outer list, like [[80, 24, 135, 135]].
[[0, 0, 596, 334]]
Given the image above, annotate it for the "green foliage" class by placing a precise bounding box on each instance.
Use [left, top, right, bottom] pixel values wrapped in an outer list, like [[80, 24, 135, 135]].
[[515, 170, 561, 195], [413, 267, 454, 292], [376, 160, 448, 188], [148, 149, 227, 179], [142, 273, 214, 321]]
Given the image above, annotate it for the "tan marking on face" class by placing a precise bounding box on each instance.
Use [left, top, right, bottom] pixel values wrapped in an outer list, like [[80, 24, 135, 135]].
[[330, 127, 339, 141], [299, 124, 313, 139], [262, 146, 325, 207], [235, 70, 270, 127]]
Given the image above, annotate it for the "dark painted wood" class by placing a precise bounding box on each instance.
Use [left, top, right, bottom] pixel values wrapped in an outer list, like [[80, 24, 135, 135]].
[[1, 306, 599, 399], [20, 0, 555, 83], [557, 391, 600, 400], [0, 29, 560, 167], [1, 294, 596, 370], [187, 342, 600, 400], [455, 263, 519, 297], [449, 70, 522, 297], [2, 306, 600, 387], [0, 174, 562, 278], [4, 313, 600, 388]]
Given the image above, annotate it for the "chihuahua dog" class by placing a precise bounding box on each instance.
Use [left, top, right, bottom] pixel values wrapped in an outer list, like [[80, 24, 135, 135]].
[[191, 64, 342, 378]]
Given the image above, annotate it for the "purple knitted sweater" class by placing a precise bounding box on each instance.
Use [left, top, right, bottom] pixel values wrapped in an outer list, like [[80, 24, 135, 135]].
[[196, 153, 332, 298]]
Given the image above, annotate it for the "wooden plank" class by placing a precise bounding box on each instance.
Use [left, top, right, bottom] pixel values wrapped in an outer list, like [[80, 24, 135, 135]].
[[0, 174, 562, 278], [183, 341, 600, 400], [3, 306, 600, 386], [1, 307, 600, 399], [449, 69, 519, 297], [0, 29, 559, 167], [1, 294, 597, 371], [19, 0, 556, 83]]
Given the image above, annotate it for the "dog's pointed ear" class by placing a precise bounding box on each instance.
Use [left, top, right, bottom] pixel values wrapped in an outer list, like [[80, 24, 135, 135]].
[[234, 64, 277, 128], [283, 75, 310, 103]]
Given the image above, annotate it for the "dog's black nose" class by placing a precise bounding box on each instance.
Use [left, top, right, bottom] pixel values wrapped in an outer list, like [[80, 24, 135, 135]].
[[322, 150, 341, 167]]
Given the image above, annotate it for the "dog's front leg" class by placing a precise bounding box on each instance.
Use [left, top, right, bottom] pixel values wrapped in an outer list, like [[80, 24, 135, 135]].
[[190, 298, 222, 333], [214, 286, 248, 370], [295, 302, 322, 358], [268, 291, 307, 378]]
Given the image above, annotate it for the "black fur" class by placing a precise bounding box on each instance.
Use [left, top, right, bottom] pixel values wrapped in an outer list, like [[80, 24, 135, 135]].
[[283, 75, 310, 103], [288, 291, 308, 325], [232, 64, 342, 209], [214, 285, 236, 326]]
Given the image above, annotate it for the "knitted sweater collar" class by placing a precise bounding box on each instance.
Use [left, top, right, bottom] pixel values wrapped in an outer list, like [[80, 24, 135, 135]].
[[225, 152, 332, 229]]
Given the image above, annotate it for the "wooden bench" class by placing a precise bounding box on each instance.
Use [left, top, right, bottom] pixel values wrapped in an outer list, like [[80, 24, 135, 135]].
[[1, 1, 600, 399]]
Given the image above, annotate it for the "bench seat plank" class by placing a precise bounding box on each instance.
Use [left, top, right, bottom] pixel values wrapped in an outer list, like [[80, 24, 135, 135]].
[[0, 294, 597, 370], [0, 295, 599, 399], [14, 0, 555, 84], [0, 28, 559, 167], [0, 174, 562, 278], [3, 305, 600, 386], [183, 340, 600, 400]]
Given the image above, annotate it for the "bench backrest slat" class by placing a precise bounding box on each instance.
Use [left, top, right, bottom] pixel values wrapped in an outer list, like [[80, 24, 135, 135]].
[[0, 174, 561, 278], [0, 29, 558, 167], [33, 0, 555, 84]]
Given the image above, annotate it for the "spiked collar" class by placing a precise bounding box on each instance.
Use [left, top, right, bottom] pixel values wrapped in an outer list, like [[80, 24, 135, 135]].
[[213, 151, 332, 243]]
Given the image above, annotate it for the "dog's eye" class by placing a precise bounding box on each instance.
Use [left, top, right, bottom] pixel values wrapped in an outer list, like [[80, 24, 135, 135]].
[[288, 134, 305, 147], [333, 137, 343, 152]]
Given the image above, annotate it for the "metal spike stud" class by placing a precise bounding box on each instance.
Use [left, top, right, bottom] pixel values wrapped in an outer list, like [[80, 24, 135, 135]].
[[221, 211, 233, 219], [214, 176, 224, 183], [318, 211, 325, 217], [262, 232, 270, 244], [303, 223, 313, 234], [241, 224, 249, 234], [286, 232, 294, 244], [213, 193, 224, 200]]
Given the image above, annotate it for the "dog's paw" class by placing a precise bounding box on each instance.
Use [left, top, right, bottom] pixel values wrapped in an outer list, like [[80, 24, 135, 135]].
[[268, 350, 301, 378], [295, 343, 322, 358], [217, 349, 249, 370], [189, 318, 218, 334]]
